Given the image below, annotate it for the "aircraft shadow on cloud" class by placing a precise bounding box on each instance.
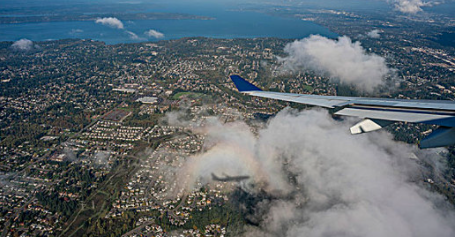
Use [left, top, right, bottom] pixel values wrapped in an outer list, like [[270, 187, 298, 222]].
[[211, 173, 250, 182], [230, 75, 455, 149]]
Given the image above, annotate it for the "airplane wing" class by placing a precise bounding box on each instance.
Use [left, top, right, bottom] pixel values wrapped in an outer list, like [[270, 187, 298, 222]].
[[230, 75, 455, 149]]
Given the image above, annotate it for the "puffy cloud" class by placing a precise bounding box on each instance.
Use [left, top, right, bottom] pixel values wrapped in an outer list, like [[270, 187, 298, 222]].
[[279, 35, 394, 92], [390, 0, 432, 13], [245, 109, 453, 237], [367, 29, 381, 38], [11, 39, 34, 51], [172, 108, 454, 237], [145, 29, 165, 39], [94, 18, 147, 40], [95, 17, 124, 29]]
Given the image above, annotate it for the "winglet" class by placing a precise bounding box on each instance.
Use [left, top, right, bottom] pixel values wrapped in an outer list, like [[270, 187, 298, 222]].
[[419, 127, 455, 149], [230, 75, 262, 92]]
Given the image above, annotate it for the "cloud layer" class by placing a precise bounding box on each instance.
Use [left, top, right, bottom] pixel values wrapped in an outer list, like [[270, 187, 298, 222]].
[[145, 29, 165, 39], [11, 39, 34, 51], [244, 109, 453, 237], [171, 108, 454, 237], [95, 17, 124, 29], [279, 35, 394, 92]]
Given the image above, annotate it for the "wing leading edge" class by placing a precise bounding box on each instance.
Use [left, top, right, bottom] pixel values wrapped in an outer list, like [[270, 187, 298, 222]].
[[230, 75, 455, 149]]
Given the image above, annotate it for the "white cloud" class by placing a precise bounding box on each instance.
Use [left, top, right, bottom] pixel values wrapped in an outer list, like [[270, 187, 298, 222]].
[[126, 30, 144, 40], [95, 17, 124, 29], [94, 17, 147, 40], [145, 29, 165, 39], [390, 0, 432, 13], [169, 108, 454, 237], [246, 109, 453, 237], [279, 35, 394, 92], [11, 39, 34, 51], [367, 29, 381, 38]]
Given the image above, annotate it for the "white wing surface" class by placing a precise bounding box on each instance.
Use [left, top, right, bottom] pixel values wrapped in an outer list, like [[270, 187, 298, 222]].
[[230, 75, 455, 148]]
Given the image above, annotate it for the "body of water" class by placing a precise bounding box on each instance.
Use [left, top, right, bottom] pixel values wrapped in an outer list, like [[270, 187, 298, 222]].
[[0, 1, 338, 44]]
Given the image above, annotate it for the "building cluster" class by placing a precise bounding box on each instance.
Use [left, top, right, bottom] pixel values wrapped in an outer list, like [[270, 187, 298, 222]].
[[105, 117, 236, 235], [83, 120, 149, 141]]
